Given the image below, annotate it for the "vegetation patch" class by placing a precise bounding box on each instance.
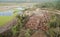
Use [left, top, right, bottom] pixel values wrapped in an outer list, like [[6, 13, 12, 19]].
[[0, 16, 14, 26]]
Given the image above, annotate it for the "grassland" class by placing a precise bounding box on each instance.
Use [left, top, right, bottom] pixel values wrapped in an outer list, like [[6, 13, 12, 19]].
[[0, 3, 18, 26], [0, 16, 14, 26]]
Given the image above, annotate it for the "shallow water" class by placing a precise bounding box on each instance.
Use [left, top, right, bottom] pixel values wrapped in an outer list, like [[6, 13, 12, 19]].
[[0, 10, 13, 16]]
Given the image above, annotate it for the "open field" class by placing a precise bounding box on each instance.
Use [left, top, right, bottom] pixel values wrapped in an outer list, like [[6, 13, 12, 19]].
[[0, 16, 14, 26], [0, 3, 36, 11]]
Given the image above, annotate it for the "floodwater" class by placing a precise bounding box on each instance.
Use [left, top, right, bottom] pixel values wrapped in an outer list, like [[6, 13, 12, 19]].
[[0, 7, 25, 16], [0, 10, 13, 16]]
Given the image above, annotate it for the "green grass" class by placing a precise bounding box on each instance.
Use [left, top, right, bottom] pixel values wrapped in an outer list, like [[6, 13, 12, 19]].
[[0, 16, 14, 26], [0, 8, 17, 26]]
